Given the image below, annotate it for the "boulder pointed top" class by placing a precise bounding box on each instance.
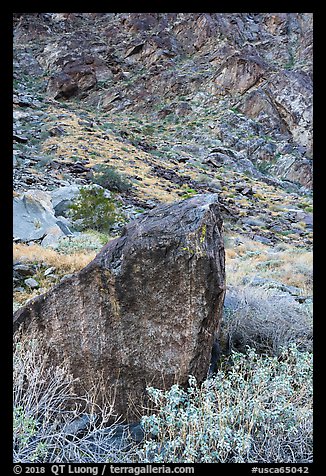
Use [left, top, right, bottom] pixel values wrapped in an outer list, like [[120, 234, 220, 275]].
[[95, 193, 223, 265], [124, 193, 221, 235], [13, 193, 225, 421]]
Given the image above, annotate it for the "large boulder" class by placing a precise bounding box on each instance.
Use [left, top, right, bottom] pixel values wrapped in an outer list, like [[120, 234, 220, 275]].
[[13, 194, 225, 421], [13, 190, 73, 244], [51, 185, 82, 217], [13, 191, 64, 243]]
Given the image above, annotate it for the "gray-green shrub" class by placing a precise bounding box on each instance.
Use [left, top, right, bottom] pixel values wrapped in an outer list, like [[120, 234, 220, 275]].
[[138, 345, 312, 463], [13, 334, 312, 463], [56, 231, 110, 254]]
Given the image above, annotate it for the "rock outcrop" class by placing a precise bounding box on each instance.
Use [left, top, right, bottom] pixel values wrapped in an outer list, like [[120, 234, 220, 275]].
[[13, 194, 226, 421]]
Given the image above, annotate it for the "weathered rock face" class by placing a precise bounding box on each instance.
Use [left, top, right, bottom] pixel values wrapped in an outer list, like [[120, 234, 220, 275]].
[[272, 155, 313, 189], [265, 71, 313, 158], [213, 53, 268, 96], [13, 194, 225, 421], [47, 59, 98, 99]]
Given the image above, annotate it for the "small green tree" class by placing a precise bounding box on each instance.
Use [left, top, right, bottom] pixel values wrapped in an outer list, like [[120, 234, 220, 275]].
[[68, 187, 121, 233], [91, 164, 132, 192]]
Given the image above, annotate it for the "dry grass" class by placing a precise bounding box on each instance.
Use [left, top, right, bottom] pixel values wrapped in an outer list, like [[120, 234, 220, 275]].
[[41, 106, 180, 204], [222, 233, 313, 356], [224, 234, 312, 293], [14, 290, 44, 306], [274, 250, 312, 290], [13, 243, 97, 307], [13, 243, 96, 273]]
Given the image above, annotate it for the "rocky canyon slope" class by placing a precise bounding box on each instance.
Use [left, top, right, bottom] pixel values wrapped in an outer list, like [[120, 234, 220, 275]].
[[13, 13, 313, 252], [14, 13, 312, 188]]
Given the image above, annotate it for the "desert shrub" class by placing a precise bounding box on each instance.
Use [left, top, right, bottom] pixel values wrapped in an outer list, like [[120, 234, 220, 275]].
[[138, 345, 312, 463], [222, 285, 313, 355], [56, 231, 110, 254], [13, 333, 312, 464], [68, 187, 122, 233], [91, 164, 132, 192], [255, 160, 272, 175], [180, 186, 197, 199], [13, 332, 137, 463]]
